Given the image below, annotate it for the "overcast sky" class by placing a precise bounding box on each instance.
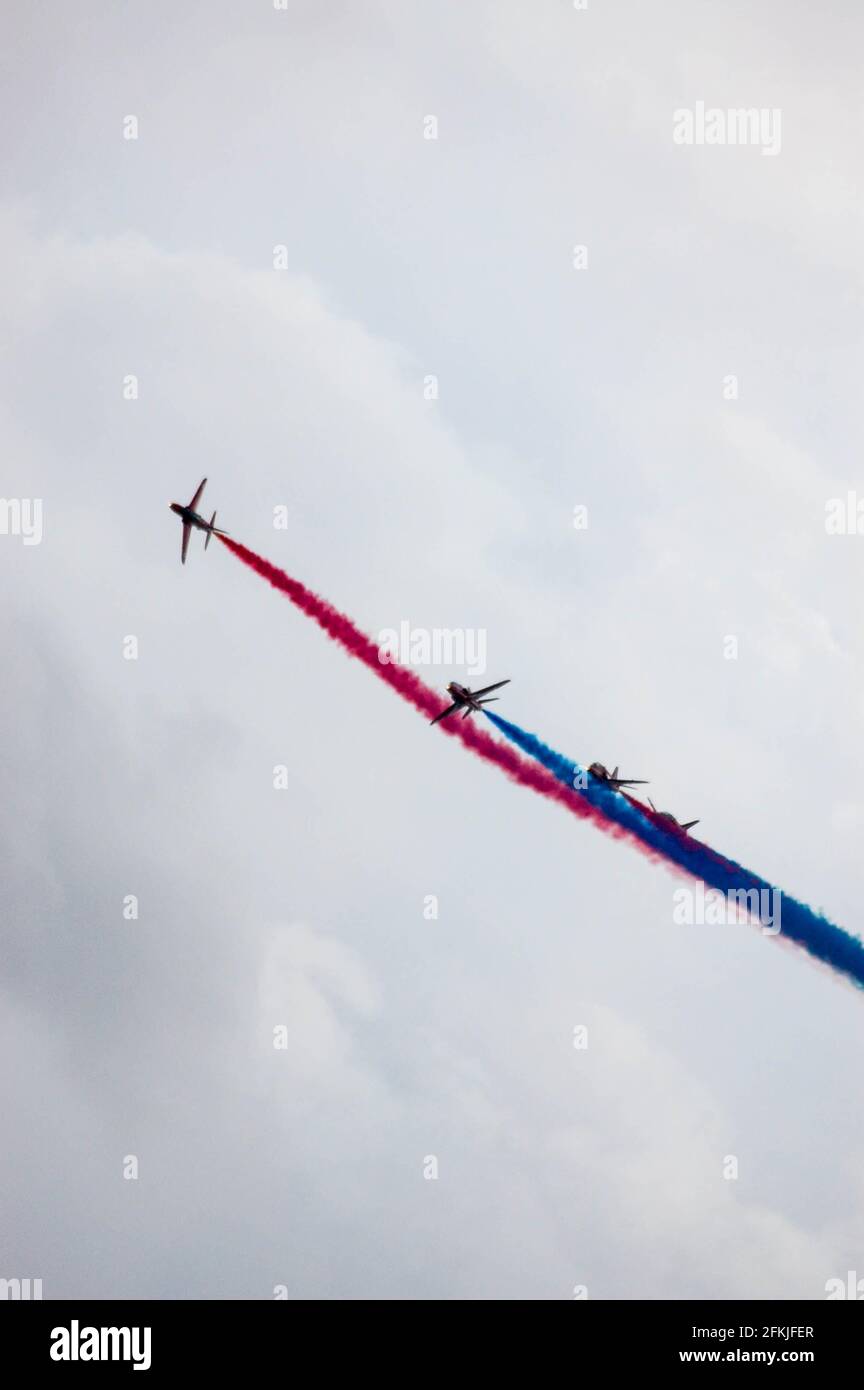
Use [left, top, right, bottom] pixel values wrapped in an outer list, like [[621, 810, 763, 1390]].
[[2, 1, 863, 1299]]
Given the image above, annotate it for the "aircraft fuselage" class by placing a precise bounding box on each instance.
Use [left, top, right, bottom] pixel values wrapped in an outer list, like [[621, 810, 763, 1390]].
[[446, 682, 479, 710], [169, 503, 213, 532]]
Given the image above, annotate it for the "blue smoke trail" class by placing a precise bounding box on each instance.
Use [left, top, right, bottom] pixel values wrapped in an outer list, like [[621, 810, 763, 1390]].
[[485, 710, 864, 991]]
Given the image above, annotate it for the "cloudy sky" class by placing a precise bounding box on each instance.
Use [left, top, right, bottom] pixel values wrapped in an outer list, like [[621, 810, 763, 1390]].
[[2, 1, 863, 1299]]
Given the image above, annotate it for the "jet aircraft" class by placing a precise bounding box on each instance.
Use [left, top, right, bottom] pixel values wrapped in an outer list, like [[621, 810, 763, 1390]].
[[169, 478, 228, 564], [647, 798, 700, 833], [587, 763, 648, 791], [430, 680, 510, 726]]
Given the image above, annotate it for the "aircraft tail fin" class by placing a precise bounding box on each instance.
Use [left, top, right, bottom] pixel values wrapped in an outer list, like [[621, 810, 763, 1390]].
[[205, 511, 217, 549], [478, 697, 499, 706], [681, 819, 700, 832]]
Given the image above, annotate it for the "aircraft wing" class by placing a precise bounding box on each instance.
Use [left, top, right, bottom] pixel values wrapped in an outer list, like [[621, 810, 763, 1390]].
[[181, 521, 192, 564], [430, 702, 458, 726], [680, 819, 700, 831], [471, 679, 510, 698], [188, 477, 207, 512]]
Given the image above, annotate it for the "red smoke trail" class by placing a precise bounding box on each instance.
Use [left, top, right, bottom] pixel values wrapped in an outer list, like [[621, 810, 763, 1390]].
[[217, 537, 863, 990], [219, 536, 660, 850]]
